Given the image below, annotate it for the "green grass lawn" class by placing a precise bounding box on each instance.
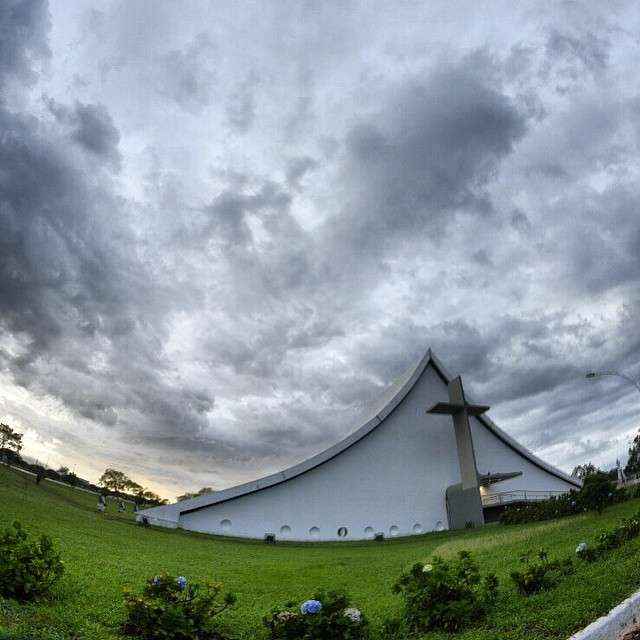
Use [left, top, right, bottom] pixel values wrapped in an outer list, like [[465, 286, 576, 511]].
[[1, 464, 639, 640]]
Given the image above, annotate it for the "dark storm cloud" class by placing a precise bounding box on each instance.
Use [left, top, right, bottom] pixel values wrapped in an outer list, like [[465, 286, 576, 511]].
[[325, 64, 528, 263], [285, 156, 318, 189], [225, 73, 259, 133], [156, 33, 216, 112], [3, 0, 640, 495], [0, 3, 220, 454], [545, 29, 610, 76], [46, 99, 121, 168], [0, 0, 49, 83]]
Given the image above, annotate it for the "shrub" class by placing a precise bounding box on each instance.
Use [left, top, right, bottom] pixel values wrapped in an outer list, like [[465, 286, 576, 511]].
[[510, 549, 573, 596], [263, 589, 369, 640], [625, 484, 640, 500], [501, 473, 624, 525], [596, 512, 640, 551], [575, 541, 597, 562], [0, 521, 64, 601], [392, 551, 498, 633], [122, 573, 236, 640], [500, 492, 579, 525], [579, 473, 619, 514]]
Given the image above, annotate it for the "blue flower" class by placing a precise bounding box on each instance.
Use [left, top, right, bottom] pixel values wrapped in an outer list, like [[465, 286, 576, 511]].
[[152, 576, 161, 586], [176, 576, 187, 590], [300, 599, 322, 615]]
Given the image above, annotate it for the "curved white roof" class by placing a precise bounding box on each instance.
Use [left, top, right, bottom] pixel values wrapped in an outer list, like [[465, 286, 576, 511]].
[[152, 347, 578, 519]]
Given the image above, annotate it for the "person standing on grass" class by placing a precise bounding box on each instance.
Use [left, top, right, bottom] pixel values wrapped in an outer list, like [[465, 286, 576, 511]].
[[118, 498, 126, 513], [98, 493, 106, 513]]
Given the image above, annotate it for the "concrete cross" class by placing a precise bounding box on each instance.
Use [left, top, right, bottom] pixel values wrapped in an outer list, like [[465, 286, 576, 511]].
[[426, 376, 490, 490]]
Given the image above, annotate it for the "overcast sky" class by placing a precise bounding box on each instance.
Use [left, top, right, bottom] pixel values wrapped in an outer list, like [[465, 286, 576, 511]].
[[2, 0, 640, 499]]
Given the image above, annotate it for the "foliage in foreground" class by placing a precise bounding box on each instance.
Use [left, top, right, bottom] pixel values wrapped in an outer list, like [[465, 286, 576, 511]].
[[0, 521, 64, 601], [264, 589, 369, 640], [391, 551, 498, 633], [122, 573, 236, 640], [510, 549, 573, 596]]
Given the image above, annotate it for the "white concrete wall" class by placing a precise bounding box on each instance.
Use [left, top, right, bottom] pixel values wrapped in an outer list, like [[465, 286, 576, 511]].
[[180, 365, 461, 540], [148, 360, 577, 542], [471, 418, 577, 496]]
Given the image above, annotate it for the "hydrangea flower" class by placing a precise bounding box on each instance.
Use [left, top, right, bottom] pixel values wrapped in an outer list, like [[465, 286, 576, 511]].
[[176, 576, 187, 590], [343, 607, 362, 623], [300, 599, 322, 615], [575, 542, 588, 554], [422, 563, 433, 573]]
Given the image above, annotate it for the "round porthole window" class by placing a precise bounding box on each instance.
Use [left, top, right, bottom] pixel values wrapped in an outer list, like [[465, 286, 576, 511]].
[[337, 526, 348, 538], [280, 525, 291, 536], [364, 526, 374, 539], [389, 525, 400, 537], [309, 526, 320, 539], [220, 519, 232, 532], [412, 523, 423, 534]]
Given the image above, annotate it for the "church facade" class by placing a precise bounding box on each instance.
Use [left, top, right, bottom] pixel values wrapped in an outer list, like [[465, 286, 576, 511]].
[[139, 349, 579, 540]]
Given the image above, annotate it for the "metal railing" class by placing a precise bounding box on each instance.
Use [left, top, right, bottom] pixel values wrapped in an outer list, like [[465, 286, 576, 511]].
[[481, 490, 567, 507], [620, 473, 640, 487]]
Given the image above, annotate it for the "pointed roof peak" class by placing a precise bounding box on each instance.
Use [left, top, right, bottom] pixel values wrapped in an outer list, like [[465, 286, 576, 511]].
[[141, 346, 578, 518]]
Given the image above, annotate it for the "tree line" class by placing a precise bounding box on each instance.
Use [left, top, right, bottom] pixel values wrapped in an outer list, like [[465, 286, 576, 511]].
[[1, 422, 214, 505], [571, 429, 640, 480]]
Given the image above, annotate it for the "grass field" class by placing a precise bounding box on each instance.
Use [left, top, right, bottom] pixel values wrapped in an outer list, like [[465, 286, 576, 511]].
[[1, 464, 640, 640]]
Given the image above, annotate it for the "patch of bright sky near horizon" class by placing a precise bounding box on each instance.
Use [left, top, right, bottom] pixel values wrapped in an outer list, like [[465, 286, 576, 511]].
[[2, 1, 640, 498]]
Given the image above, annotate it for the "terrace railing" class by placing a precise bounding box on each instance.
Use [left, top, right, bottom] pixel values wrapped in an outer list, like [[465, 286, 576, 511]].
[[481, 490, 567, 507]]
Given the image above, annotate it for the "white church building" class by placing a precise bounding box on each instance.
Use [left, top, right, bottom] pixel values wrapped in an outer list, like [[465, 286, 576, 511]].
[[139, 348, 579, 541]]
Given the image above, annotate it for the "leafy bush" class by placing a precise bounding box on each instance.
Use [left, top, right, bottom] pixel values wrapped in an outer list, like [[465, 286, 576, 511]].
[[510, 549, 573, 596], [122, 573, 236, 640], [0, 521, 64, 601], [625, 484, 640, 500], [392, 551, 498, 633], [500, 493, 579, 525], [501, 473, 623, 525], [595, 512, 640, 551], [579, 473, 619, 514], [575, 542, 597, 562], [263, 589, 369, 640], [573, 510, 640, 565]]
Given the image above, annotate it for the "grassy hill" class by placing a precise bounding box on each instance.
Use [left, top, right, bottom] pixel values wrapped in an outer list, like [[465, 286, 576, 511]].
[[1, 464, 640, 639]]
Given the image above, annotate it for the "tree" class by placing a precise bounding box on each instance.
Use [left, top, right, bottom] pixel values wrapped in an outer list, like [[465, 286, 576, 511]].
[[176, 486, 215, 502], [0, 423, 23, 460], [57, 466, 70, 475], [99, 468, 131, 494], [571, 462, 599, 480], [138, 490, 166, 505], [579, 472, 617, 514], [124, 479, 143, 495], [625, 429, 640, 477]]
